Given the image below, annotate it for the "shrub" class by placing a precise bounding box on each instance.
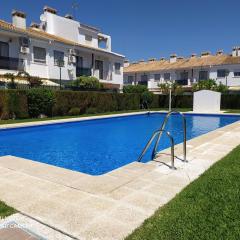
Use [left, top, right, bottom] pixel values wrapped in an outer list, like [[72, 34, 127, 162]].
[[85, 107, 98, 114], [192, 79, 228, 93], [123, 85, 148, 94], [69, 76, 103, 90], [4, 73, 17, 89], [68, 107, 81, 116], [27, 88, 55, 117], [141, 91, 154, 107], [0, 90, 28, 119]]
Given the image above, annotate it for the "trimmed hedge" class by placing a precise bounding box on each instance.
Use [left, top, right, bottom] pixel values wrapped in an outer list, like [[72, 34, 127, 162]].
[[0, 90, 28, 119], [0, 90, 240, 120]]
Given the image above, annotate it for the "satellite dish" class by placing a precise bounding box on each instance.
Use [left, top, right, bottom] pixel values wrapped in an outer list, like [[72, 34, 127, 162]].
[[40, 14, 47, 22]]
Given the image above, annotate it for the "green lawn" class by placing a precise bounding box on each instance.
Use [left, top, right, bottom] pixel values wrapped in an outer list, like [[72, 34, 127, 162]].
[[126, 145, 240, 240], [0, 108, 192, 125], [0, 201, 16, 219], [224, 109, 240, 114]]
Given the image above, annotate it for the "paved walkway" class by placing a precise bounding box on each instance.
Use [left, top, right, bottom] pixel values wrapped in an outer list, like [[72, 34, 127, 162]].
[[0, 119, 239, 240]]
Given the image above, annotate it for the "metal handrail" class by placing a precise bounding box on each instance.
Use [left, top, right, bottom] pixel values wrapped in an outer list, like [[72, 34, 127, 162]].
[[137, 129, 176, 169], [152, 111, 187, 162]]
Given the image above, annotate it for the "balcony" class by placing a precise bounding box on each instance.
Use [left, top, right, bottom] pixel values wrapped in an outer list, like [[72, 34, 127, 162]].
[[0, 56, 24, 71], [76, 67, 92, 77], [176, 79, 188, 86]]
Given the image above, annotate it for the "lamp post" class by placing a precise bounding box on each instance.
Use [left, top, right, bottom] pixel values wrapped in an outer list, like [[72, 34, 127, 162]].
[[57, 59, 64, 90]]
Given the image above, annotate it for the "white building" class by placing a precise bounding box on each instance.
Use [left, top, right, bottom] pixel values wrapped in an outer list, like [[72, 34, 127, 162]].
[[0, 7, 124, 89], [124, 49, 240, 91]]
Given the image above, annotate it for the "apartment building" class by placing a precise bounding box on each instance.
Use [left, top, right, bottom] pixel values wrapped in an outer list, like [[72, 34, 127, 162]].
[[124, 48, 240, 91], [0, 7, 124, 88]]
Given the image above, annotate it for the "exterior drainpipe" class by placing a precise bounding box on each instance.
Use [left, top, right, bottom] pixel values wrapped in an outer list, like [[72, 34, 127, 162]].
[[134, 72, 137, 85], [91, 53, 95, 76]]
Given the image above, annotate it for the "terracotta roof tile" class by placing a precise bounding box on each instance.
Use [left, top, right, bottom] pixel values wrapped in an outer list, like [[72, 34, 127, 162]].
[[124, 55, 240, 73]]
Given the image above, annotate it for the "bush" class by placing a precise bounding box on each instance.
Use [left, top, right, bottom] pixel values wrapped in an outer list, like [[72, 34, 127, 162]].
[[69, 76, 103, 90], [192, 79, 228, 93], [68, 107, 81, 116], [27, 88, 55, 117], [85, 107, 98, 114], [0, 90, 28, 119], [123, 85, 148, 94], [141, 91, 154, 107]]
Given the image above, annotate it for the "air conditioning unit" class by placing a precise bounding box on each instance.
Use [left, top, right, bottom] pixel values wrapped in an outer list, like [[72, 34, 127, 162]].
[[20, 46, 30, 54], [19, 37, 30, 47], [69, 49, 76, 55], [68, 55, 76, 64]]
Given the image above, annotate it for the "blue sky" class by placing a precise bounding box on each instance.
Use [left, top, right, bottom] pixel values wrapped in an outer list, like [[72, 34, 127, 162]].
[[1, 0, 240, 61]]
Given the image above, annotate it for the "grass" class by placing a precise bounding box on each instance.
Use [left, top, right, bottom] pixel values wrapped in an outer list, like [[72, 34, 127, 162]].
[[0, 108, 192, 125], [126, 145, 240, 240], [224, 109, 240, 114], [0, 201, 16, 219]]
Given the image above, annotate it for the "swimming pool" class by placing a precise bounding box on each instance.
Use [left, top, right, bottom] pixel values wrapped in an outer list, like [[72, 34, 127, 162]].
[[0, 113, 239, 175]]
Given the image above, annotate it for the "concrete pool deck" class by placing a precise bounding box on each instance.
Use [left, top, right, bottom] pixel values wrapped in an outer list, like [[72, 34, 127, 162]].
[[0, 112, 240, 239]]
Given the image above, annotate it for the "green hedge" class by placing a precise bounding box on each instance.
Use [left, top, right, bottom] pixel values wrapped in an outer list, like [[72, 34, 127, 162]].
[[1, 90, 240, 120], [0, 90, 28, 119]]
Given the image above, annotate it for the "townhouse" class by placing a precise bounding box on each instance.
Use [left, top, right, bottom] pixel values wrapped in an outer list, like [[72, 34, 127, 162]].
[[0, 7, 124, 89], [124, 49, 240, 91]]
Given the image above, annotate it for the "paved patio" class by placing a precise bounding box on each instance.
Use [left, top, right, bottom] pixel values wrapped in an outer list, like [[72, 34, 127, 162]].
[[0, 115, 239, 240]]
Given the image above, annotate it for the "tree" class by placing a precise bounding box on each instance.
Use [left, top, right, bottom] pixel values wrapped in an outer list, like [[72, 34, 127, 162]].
[[192, 79, 228, 93], [4, 73, 17, 89], [17, 71, 42, 88], [69, 76, 103, 90]]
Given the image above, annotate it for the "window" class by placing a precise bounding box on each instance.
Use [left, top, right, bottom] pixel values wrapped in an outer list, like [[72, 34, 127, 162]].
[[234, 71, 240, 77], [199, 70, 208, 80], [180, 71, 188, 80], [85, 35, 92, 43], [124, 76, 133, 84], [164, 73, 170, 81], [33, 47, 46, 63], [154, 74, 161, 81], [217, 69, 228, 78], [114, 63, 121, 74], [0, 41, 9, 57], [54, 50, 64, 66], [141, 74, 148, 82]]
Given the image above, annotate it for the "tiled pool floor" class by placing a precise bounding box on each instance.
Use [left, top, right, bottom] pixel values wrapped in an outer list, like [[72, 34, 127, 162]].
[[0, 117, 239, 240]]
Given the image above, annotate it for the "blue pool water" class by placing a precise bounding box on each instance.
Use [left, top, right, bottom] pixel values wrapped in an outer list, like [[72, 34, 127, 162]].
[[0, 113, 239, 175]]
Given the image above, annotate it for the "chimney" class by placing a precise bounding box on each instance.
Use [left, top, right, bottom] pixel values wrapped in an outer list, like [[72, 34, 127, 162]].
[[232, 46, 239, 57], [201, 51, 211, 57], [160, 57, 165, 61], [170, 54, 177, 63], [191, 53, 197, 58], [65, 14, 73, 20], [43, 6, 57, 14], [177, 56, 184, 60], [124, 59, 130, 67], [30, 22, 40, 29], [12, 10, 26, 29], [216, 49, 223, 56], [138, 59, 145, 63], [148, 58, 156, 62]]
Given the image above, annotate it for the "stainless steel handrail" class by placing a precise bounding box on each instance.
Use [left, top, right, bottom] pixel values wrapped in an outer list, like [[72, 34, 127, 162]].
[[152, 111, 187, 162], [137, 129, 176, 169]]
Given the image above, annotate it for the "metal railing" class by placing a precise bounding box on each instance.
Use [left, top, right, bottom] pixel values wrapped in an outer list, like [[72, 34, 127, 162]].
[[76, 67, 92, 77], [137, 129, 176, 169], [152, 111, 187, 162], [137, 110, 187, 169], [0, 56, 24, 71]]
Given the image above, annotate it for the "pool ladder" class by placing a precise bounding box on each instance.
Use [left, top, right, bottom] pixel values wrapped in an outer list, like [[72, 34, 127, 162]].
[[137, 111, 187, 169]]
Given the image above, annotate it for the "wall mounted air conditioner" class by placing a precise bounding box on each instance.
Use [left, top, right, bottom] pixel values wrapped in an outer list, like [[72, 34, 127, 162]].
[[68, 55, 76, 64], [20, 46, 30, 54]]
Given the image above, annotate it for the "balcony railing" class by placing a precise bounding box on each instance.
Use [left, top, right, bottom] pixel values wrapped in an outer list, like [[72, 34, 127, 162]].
[[0, 56, 24, 71], [76, 67, 92, 77], [176, 79, 188, 86]]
